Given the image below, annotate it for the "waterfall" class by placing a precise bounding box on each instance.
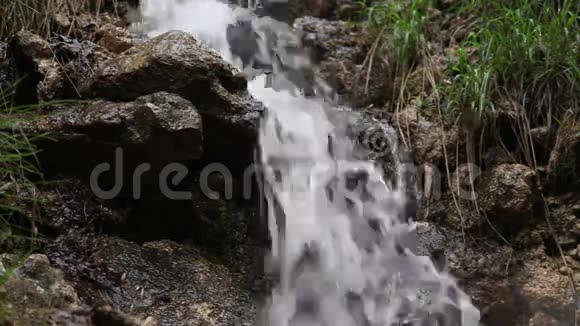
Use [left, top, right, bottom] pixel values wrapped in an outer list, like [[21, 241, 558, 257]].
[[138, 1, 480, 324]]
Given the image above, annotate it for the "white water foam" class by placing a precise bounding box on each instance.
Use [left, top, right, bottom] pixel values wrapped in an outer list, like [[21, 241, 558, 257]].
[[138, 1, 480, 325]]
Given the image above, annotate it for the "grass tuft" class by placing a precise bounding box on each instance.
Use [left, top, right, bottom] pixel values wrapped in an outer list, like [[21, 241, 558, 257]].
[[445, 0, 580, 124]]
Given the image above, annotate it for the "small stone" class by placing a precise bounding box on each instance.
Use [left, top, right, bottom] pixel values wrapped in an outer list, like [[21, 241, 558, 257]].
[[559, 266, 569, 274], [96, 23, 135, 54]]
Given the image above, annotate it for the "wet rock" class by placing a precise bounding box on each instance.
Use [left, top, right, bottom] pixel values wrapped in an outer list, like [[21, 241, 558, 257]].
[[295, 16, 363, 63], [34, 178, 128, 235], [19, 92, 203, 185], [96, 23, 136, 54], [0, 254, 80, 324], [46, 234, 256, 326], [294, 17, 381, 106], [49, 305, 147, 325], [330, 106, 401, 182], [478, 164, 540, 228]]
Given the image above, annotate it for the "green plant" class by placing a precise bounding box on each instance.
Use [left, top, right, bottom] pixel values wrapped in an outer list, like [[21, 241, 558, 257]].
[[446, 45, 494, 118], [0, 81, 44, 251], [446, 0, 580, 122], [362, 0, 431, 72]]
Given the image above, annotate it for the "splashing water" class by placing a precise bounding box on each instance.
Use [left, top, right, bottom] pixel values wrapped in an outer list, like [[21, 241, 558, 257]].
[[138, 1, 480, 325]]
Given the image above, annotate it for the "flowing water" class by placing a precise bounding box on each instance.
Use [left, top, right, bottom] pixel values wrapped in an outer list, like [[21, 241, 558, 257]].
[[138, 1, 480, 325]]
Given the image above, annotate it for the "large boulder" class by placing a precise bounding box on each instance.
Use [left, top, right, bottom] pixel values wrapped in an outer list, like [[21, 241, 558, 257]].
[[478, 164, 540, 228], [18, 92, 203, 193], [84, 30, 247, 115], [83, 30, 262, 171]]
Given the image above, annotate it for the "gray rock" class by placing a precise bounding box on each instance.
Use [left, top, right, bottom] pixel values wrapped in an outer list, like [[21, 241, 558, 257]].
[[83, 30, 263, 170], [84, 30, 247, 115], [15, 92, 203, 195], [24, 91, 202, 157], [294, 17, 385, 106], [478, 164, 540, 227]]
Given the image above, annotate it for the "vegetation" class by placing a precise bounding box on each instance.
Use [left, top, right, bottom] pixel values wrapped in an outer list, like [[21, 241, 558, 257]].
[[0, 99, 43, 252], [359, 0, 579, 170], [0, 0, 120, 39], [446, 0, 580, 120]]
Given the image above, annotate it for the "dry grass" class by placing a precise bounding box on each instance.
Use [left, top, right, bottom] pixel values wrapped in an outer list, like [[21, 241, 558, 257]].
[[0, 0, 119, 39]]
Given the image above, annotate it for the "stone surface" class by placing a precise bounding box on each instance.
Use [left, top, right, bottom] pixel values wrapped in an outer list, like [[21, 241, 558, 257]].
[[46, 234, 256, 326], [83, 30, 262, 171], [395, 100, 458, 166], [84, 31, 247, 115], [18, 92, 203, 184], [293, 17, 381, 106], [478, 164, 540, 227], [96, 23, 136, 54], [515, 258, 576, 319]]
